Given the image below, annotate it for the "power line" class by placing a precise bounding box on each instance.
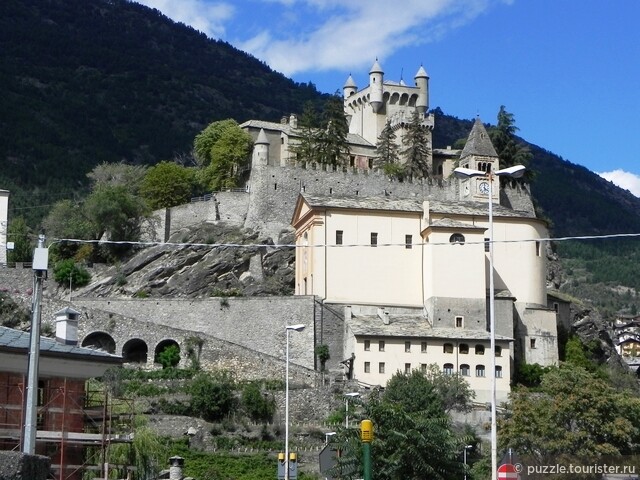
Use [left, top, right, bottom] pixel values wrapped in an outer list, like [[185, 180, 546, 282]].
[[48, 232, 640, 249]]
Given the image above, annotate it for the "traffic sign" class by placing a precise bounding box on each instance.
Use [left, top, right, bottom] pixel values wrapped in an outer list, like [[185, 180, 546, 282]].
[[497, 463, 518, 480]]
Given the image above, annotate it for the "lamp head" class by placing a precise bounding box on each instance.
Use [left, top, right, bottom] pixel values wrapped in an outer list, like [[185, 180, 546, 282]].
[[495, 165, 526, 178], [453, 166, 485, 179], [286, 324, 306, 332]]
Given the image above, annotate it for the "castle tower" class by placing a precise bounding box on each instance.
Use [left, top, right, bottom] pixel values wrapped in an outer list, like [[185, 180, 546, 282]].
[[343, 74, 357, 99], [369, 59, 384, 113], [458, 117, 499, 201], [414, 65, 429, 115], [252, 128, 270, 167]]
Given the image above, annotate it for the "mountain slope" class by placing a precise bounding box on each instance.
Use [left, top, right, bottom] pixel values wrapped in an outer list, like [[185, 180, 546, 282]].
[[0, 0, 324, 219]]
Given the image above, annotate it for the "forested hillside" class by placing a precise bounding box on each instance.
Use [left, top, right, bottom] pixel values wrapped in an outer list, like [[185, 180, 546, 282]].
[[2, 0, 640, 316], [0, 0, 324, 221]]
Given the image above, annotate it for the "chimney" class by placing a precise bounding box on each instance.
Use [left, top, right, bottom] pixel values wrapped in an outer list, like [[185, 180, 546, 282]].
[[281, 116, 288, 124], [54, 307, 80, 345], [169, 456, 184, 480], [289, 114, 298, 129], [377, 308, 390, 325]]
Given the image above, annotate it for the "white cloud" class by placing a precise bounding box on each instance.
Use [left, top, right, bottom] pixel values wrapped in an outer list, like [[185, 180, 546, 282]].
[[135, 0, 234, 38], [599, 169, 640, 197], [238, 0, 494, 76]]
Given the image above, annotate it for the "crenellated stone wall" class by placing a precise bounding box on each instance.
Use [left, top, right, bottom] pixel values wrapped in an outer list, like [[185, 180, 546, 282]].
[[143, 163, 536, 244]]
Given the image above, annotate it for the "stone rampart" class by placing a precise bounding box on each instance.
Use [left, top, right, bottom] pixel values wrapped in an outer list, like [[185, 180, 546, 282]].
[[72, 296, 345, 374], [141, 164, 536, 244], [245, 164, 459, 240]]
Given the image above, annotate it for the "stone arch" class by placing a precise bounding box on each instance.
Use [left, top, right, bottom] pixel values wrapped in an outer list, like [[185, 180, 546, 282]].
[[408, 94, 417, 107], [154, 339, 181, 365], [122, 338, 148, 364], [81, 331, 116, 354], [399, 93, 409, 105]]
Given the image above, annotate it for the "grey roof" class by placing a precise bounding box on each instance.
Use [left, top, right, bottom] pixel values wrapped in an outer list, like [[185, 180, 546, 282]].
[[460, 117, 498, 159], [348, 316, 513, 341], [240, 120, 374, 147], [343, 74, 357, 88], [302, 194, 423, 213], [428, 217, 485, 230], [370, 59, 383, 74], [300, 194, 537, 219], [0, 326, 122, 362], [415, 65, 429, 79]]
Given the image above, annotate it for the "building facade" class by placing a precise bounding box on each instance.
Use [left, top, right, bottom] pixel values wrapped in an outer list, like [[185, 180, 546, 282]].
[[291, 118, 558, 403]]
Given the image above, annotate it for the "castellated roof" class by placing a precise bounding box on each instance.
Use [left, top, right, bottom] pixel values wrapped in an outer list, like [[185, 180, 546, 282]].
[[300, 194, 537, 219], [460, 117, 499, 159]]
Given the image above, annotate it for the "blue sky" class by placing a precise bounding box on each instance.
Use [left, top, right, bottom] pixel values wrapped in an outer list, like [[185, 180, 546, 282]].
[[135, 0, 640, 196]]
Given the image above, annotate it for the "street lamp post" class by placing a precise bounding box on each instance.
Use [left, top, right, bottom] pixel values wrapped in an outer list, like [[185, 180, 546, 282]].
[[285, 324, 305, 480], [344, 392, 360, 428], [453, 165, 525, 480], [463, 444, 473, 480]]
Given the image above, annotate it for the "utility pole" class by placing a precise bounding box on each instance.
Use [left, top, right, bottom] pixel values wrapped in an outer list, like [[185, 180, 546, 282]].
[[22, 234, 48, 454]]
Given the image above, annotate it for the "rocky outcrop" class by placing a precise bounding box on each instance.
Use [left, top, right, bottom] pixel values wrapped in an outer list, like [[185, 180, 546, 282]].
[[76, 222, 295, 299]]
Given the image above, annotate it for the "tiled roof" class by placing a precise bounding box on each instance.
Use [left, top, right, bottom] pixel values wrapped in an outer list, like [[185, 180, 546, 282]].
[[302, 194, 423, 213], [0, 326, 122, 362], [460, 117, 498, 159], [240, 120, 374, 147], [300, 194, 536, 219], [348, 316, 513, 341]]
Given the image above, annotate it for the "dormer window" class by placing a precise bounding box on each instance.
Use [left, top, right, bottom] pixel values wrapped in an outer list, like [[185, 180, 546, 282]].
[[449, 233, 465, 244]]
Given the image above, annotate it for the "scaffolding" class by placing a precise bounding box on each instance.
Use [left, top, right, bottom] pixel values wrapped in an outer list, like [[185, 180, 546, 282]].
[[0, 374, 135, 480]]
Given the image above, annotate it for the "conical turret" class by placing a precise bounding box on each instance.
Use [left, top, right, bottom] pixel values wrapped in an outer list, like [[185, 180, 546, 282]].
[[414, 65, 429, 115], [369, 59, 384, 113], [343, 74, 357, 98]]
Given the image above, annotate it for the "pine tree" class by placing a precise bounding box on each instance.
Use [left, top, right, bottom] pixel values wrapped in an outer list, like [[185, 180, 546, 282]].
[[318, 93, 350, 168], [376, 120, 403, 179], [401, 110, 431, 179], [290, 101, 322, 166], [491, 105, 534, 184]]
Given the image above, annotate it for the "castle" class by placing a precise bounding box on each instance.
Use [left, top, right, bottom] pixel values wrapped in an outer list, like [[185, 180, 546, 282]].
[[0, 60, 560, 405]]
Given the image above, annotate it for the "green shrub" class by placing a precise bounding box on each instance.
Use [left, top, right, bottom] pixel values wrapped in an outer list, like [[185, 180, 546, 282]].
[[189, 371, 236, 422], [53, 259, 91, 287], [241, 382, 276, 423], [157, 345, 180, 369]]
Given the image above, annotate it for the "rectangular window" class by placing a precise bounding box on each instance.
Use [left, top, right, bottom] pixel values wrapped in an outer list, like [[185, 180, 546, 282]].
[[404, 363, 411, 374], [364, 340, 370, 351], [405, 234, 412, 249], [378, 340, 385, 352], [364, 362, 370, 373], [455, 316, 463, 328], [553, 302, 559, 313], [484, 237, 490, 252], [536, 241, 541, 256], [421, 341, 427, 353], [379, 362, 385, 374], [420, 363, 427, 373], [371, 232, 378, 247], [405, 341, 411, 353], [530, 338, 537, 349], [336, 230, 343, 245]]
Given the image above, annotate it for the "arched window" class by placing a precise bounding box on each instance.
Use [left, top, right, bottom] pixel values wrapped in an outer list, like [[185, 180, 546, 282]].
[[495, 366, 503, 378], [460, 364, 470, 376], [443, 363, 454, 375], [443, 343, 454, 354], [449, 233, 465, 244], [459, 343, 469, 354], [476, 364, 486, 377], [475, 344, 485, 355]]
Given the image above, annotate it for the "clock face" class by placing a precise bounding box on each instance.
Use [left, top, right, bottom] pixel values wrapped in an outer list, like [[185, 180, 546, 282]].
[[479, 181, 490, 195]]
